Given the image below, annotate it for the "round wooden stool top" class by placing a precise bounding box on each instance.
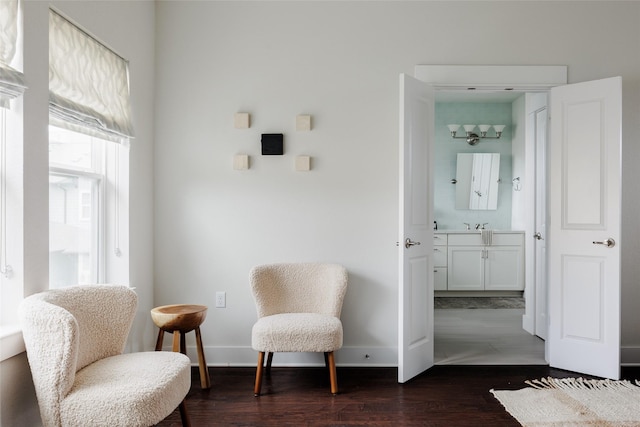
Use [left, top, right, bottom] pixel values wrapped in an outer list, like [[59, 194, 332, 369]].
[[151, 304, 208, 332]]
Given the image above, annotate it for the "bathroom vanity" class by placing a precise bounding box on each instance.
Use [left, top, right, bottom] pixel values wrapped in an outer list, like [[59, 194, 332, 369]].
[[433, 231, 524, 294]]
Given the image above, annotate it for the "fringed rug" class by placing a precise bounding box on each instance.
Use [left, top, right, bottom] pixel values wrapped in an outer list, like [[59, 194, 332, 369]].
[[491, 377, 640, 426]]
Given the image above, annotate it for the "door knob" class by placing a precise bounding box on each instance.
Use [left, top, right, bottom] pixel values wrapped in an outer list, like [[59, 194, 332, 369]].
[[533, 232, 543, 240], [592, 238, 615, 248], [404, 238, 421, 249]]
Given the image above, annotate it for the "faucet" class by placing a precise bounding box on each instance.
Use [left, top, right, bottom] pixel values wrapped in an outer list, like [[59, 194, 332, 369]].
[[475, 223, 489, 230], [464, 223, 471, 231], [474, 223, 481, 230]]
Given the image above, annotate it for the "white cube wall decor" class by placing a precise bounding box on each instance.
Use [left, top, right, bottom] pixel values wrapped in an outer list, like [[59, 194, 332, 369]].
[[233, 154, 249, 170], [234, 112, 250, 129], [296, 114, 311, 131], [295, 155, 311, 171]]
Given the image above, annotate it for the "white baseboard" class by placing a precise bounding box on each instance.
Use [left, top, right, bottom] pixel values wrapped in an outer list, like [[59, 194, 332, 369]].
[[163, 345, 398, 367], [166, 344, 640, 368]]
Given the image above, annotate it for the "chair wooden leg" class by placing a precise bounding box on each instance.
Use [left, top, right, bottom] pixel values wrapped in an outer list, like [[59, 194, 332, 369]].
[[266, 351, 274, 371], [324, 352, 329, 367], [195, 326, 211, 389], [155, 329, 165, 351], [327, 351, 338, 395], [254, 352, 265, 396], [178, 399, 191, 427], [172, 331, 181, 352]]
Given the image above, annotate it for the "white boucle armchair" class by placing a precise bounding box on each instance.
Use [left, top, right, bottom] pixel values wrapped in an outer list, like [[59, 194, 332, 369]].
[[250, 263, 348, 395], [19, 284, 192, 427]]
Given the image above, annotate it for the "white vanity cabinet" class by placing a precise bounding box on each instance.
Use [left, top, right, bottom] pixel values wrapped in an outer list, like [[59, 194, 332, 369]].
[[443, 232, 524, 292], [433, 233, 447, 291]]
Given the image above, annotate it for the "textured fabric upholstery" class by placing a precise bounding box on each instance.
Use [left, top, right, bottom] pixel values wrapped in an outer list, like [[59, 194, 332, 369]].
[[250, 263, 348, 353], [19, 284, 191, 427], [252, 313, 343, 353]]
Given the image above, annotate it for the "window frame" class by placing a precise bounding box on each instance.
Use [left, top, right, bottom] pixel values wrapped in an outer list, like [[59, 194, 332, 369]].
[[0, 99, 25, 361]]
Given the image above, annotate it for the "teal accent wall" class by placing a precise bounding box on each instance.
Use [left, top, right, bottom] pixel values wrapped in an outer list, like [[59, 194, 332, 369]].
[[434, 102, 513, 230]]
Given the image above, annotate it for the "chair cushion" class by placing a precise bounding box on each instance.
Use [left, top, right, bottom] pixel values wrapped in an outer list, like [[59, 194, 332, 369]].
[[252, 313, 343, 353], [60, 351, 191, 427]]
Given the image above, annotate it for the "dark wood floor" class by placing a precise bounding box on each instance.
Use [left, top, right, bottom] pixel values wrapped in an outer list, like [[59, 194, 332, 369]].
[[157, 365, 640, 426]]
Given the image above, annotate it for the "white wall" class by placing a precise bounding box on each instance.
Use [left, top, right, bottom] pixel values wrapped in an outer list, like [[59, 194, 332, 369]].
[[4, 1, 640, 423], [0, 2, 156, 425], [154, 1, 640, 366]]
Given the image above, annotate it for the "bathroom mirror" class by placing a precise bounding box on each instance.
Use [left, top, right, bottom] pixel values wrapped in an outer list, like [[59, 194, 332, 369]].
[[455, 153, 500, 210]]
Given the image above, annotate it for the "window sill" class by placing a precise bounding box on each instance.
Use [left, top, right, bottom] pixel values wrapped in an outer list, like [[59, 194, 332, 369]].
[[0, 324, 25, 362]]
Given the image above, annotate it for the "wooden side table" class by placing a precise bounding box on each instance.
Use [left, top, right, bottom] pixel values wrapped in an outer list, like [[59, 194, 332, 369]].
[[151, 304, 211, 389]]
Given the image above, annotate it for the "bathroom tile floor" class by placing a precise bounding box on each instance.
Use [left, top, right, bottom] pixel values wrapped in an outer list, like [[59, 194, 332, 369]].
[[434, 308, 547, 365]]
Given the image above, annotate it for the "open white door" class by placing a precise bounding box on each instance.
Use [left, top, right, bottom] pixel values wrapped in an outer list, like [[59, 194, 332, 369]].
[[548, 77, 621, 379], [398, 74, 435, 383]]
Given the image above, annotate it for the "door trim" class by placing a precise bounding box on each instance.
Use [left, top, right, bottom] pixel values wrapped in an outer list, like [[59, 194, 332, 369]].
[[409, 65, 568, 364], [414, 65, 567, 91]]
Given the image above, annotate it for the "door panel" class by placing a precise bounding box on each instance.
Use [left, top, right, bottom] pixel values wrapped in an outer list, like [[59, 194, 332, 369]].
[[398, 74, 434, 383], [563, 101, 605, 228], [410, 257, 429, 342], [562, 255, 604, 341], [548, 77, 621, 379]]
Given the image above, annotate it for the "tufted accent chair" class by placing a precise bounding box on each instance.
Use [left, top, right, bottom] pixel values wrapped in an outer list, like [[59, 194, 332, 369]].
[[19, 284, 191, 427], [250, 263, 348, 395]]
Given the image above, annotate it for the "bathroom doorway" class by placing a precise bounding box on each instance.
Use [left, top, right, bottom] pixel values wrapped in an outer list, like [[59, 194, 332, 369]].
[[399, 66, 621, 381], [432, 90, 546, 365]]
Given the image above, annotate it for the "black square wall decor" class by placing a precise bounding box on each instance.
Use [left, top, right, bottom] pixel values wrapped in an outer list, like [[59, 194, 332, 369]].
[[261, 133, 284, 155]]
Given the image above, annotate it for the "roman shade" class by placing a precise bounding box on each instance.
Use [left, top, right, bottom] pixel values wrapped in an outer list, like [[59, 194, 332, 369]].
[[0, 0, 26, 108], [49, 10, 134, 142]]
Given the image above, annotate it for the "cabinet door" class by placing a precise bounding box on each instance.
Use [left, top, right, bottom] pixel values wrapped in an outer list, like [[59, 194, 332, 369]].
[[484, 246, 524, 290], [447, 247, 484, 290], [434, 267, 447, 291], [433, 246, 447, 267]]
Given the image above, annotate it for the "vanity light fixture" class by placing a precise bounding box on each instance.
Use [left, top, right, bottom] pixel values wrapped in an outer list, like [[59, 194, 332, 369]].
[[447, 124, 506, 146]]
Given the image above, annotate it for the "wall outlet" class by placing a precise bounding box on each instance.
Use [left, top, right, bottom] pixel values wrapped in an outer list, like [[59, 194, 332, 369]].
[[215, 291, 226, 308]]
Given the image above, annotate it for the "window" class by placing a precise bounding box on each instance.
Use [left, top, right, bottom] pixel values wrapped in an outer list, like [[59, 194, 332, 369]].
[[0, 0, 26, 357], [48, 127, 129, 290], [49, 126, 105, 288], [0, 107, 21, 327], [47, 9, 133, 290], [0, 109, 11, 280]]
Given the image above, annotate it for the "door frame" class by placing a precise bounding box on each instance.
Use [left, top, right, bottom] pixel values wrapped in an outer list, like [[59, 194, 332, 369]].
[[405, 65, 622, 381], [411, 64, 567, 358]]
